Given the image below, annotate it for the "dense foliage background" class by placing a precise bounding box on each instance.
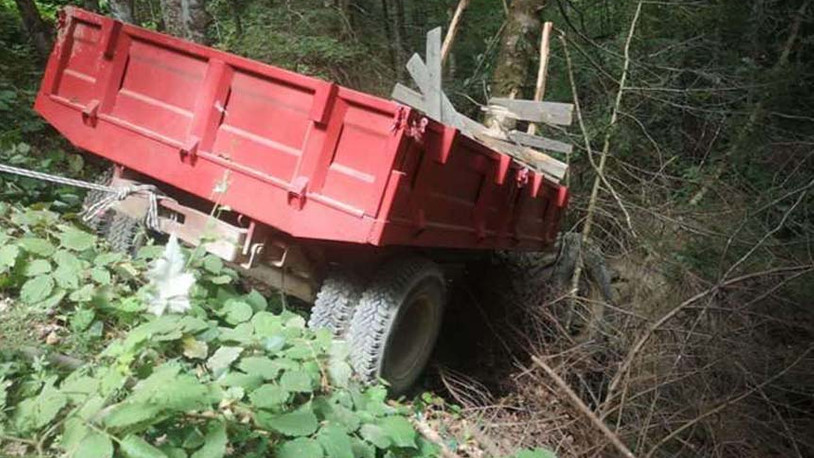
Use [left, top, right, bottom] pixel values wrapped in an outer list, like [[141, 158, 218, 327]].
[[1, 0, 813, 457]]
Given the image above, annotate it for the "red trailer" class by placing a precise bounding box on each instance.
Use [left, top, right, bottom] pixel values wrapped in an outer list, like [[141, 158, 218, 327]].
[[35, 7, 568, 393]]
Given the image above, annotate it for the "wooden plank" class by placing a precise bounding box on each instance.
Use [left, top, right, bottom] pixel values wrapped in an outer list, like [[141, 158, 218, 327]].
[[528, 21, 553, 135], [488, 98, 574, 126], [405, 54, 463, 130], [508, 130, 573, 154], [475, 132, 568, 182], [391, 83, 426, 111], [441, 0, 470, 65], [425, 28, 443, 120]]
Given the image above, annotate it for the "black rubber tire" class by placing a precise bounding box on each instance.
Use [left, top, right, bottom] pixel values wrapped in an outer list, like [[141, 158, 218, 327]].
[[307, 272, 364, 337], [347, 257, 446, 395], [81, 167, 115, 233], [106, 212, 146, 255]]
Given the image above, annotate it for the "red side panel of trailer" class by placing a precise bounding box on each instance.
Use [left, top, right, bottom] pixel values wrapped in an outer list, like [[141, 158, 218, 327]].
[[35, 7, 567, 250]]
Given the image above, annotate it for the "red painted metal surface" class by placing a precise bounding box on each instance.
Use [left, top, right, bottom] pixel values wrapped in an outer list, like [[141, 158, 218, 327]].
[[35, 7, 568, 250]]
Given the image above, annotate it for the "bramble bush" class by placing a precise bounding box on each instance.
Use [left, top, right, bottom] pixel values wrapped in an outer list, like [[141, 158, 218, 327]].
[[0, 204, 439, 457]]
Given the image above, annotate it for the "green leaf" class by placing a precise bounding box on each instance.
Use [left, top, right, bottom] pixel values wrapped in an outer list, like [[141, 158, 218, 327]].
[[514, 448, 557, 458], [91, 267, 111, 285], [103, 402, 163, 429], [120, 434, 169, 458], [202, 255, 223, 274], [244, 290, 267, 312], [20, 274, 54, 304], [251, 311, 282, 338], [359, 424, 390, 449], [221, 300, 253, 325], [206, 346, 243, 378], [70, 308, 96, 332], [69, 284, 96, 303], [256, 408, 319, 437], [380, 416, 416, 448], [276, 438, 323, 458], [59, 228, 96, 251], [217, 323, 254, 344], [218, 372, 264, 392], [190, 421, 227, 458], [74, 430, 114, 458], [0, 244, 19, 271], [280, 370, 314, 393], [13, 384, 68, 432], [182, 336, 209, 360], [238, 356, 282, 379], [24, 258, 52, 276], [54, 249, 83, 270], [53, 264, 80, 289], [249, 384, 289, 409], [317, 425, 354, 458], [19, 237, 55, 256], [208, 275, 232, 285], [94, 252, 123, 266]]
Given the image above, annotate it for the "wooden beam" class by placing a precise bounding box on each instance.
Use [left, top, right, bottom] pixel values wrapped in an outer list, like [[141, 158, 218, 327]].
[[425, 27, 443, 120], [474, 132, 568, 182], [508, 130, 573, 154], [487, 98, 574, 126], [391, 83, 426, 111], [441, 0, 470, 65], [528, 21, 554, 135]]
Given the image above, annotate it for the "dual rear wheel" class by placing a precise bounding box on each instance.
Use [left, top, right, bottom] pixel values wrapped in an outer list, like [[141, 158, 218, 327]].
[[309, 257, 446, 395]]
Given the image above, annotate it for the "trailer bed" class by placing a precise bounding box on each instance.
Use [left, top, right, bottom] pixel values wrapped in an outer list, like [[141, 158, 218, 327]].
[[35, 7, 567, 251]]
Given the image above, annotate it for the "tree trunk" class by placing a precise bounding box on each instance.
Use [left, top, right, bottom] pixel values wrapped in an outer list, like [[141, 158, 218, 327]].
[[13, 0, 51, 58], [486, 0, 545, 129], [160, 0, 211, 44], [109, 0, 135, 23]]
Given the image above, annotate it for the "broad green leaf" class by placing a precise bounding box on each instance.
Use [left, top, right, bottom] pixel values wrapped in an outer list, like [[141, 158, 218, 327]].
[[244, 290, 267, 312], [317, 425, 354, 458], [54, 250, 82, 270], [202, 255, 223, 274], [380, 416, 416, 448], [324, 404, 361, 433], [351, 439, 376, 458], [280, 370, 314, 393], [221, 300, 253, 325], [514, 448, 557, 458], [20, 274, 54, 304], [120, 434, 168, 458], [190, 421, 227, 458], [251, 312, 282, 338], [262, 335, 286, 353], [73, 430, 114, 458], [217, 323, 254, 344], [70, 308, 95, 332], [0, 244, 19, 270], [69, 284, 96, 303], [37, 290, 67, 311], [208, 275, 232, 285], [129, 364, 214, 412], [160, 446, 188, 458], [249, 384, 289, 409], [206, 346, 243, 378], [238, 356, 281, 379], [61, 417, 89, 454], [91, 267, 111, 285], [218, 372, 264, 392], [103, 402, 163, 429], [328, 360, 352, 389], [182, 336, 209, 360], [13, 384, 67, 432], [23, 258, 51, 276], [19, 237, 55, 256], [359, 424, 390, 449], [256, 408, 318, 437], [53, 264, 80, 289], [94, 252, 123, 266], [59, 228, 96, 251], [276, 437, 323, 458]]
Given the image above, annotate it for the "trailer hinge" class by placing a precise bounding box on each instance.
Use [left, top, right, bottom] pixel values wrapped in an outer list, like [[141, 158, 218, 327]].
[[406, 117, 428, 142]]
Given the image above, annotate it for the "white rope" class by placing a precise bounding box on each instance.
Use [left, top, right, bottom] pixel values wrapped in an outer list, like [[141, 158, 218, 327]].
[[0, 163, 165, 231]]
